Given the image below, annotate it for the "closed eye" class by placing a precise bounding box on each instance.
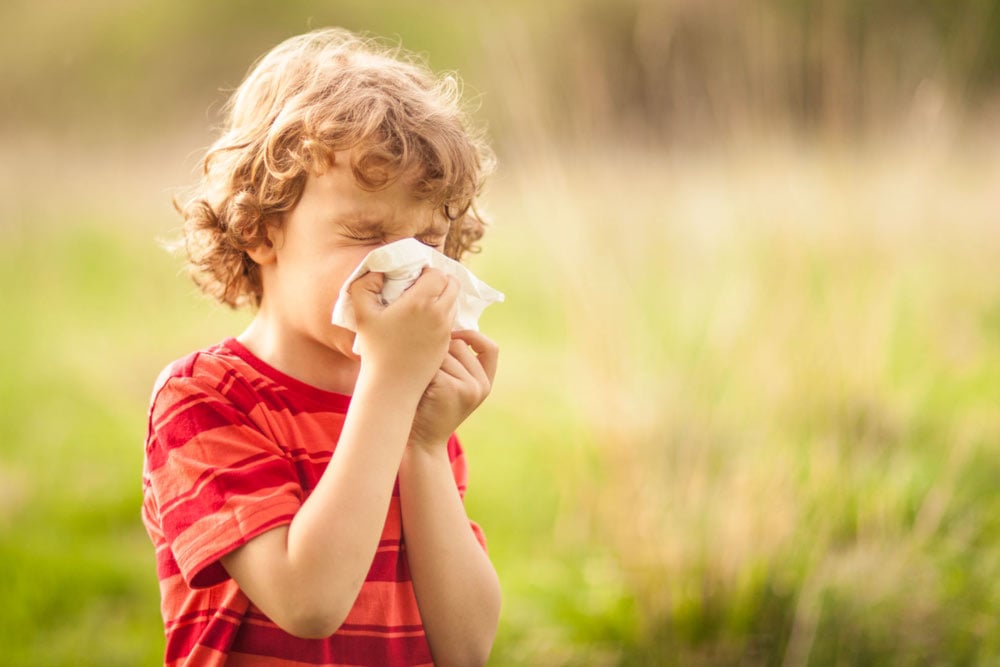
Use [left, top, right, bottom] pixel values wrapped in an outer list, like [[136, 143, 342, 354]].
[[341, 230, 384, 244], [417, 235, 446, 249]]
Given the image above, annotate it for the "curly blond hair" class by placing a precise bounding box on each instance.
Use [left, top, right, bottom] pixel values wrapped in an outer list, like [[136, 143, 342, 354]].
[[177, 28, 495, 308]]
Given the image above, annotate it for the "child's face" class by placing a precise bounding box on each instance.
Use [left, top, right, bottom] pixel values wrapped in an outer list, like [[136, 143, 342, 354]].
[[253, 152, 449, 374]]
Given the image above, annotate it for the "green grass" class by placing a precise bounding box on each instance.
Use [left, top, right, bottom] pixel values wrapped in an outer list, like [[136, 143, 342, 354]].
[[0, 220, 249, 666], [2, 143, 1000, 665]]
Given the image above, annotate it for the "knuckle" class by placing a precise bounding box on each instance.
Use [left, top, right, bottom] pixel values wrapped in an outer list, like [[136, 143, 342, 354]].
[[421, 267, 443, 282]]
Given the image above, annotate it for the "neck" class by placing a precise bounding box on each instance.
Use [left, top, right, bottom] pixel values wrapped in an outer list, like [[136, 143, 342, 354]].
[[237, 312, 361, 395]]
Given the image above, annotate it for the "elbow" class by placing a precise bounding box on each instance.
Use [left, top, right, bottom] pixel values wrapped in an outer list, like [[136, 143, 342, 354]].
[[275, 604, 351, 640], [437, 638, 495, 667], [466, 639, 496, 667], [459, 587, 501, 666], [273, 575, 369, 639], [435, 609, 500, 667], [245, 568, 364, 639]]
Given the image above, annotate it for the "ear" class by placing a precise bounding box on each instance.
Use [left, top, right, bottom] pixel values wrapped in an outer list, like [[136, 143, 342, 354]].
[[246, 223, 281, 265]]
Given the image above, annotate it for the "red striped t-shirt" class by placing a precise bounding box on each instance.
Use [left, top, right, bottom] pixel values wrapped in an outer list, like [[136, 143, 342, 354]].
[[142, 338, 484, 666]]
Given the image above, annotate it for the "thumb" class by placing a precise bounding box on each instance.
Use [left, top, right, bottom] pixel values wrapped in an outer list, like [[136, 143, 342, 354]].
[[349, 271, 385, 322]]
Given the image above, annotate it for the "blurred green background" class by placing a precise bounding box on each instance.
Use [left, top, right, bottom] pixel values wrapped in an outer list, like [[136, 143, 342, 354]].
[[2, 1, 1000, 665]]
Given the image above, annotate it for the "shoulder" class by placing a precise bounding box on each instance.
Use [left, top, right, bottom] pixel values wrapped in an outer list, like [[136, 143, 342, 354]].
[[152, 340, 237, 395], [144, 341, 278, 474], [151, 340, 255, 403], [146, 341, 271, 435]]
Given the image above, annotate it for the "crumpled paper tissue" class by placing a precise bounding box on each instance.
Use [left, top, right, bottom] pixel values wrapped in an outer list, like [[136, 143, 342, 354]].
[[331, 238, 504, 352]]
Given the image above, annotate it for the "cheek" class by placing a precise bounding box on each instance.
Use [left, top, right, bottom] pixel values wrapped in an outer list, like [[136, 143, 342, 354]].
[[331, 249, 374, 290], [319, 256, 368, 312]]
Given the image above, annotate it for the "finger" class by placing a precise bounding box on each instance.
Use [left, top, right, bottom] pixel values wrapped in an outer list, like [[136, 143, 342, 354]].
[[440, 275, 459, 321], [402, 267, 448, 300], [451, 330, 499, 385], [416, 270, 459, 314], [447, 337, 490, 388], [349, 270, 384, 295], [438, 274, 459, 302], [437, 349, 473, 382], [348, 271, 386, 319]]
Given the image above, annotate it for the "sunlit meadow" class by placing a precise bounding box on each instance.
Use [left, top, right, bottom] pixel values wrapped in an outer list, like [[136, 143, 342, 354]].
[[3, 1, 1000, 665], [3, 136, 998, 665], [474, 138, 1000, 665]]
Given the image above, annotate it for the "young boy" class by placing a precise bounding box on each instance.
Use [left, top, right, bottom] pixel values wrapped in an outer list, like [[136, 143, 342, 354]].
[[142, 28, 501, 666]]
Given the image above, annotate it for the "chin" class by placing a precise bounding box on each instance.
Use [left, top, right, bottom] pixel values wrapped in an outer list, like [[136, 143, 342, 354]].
[[326, 326, 361, 361]]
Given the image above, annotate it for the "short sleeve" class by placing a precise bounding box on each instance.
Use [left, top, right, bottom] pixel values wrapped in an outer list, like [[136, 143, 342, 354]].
[[145, 373, 303, 588]]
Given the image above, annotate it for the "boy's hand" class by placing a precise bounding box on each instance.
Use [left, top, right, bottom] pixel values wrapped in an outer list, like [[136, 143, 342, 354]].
[[350, 268, 459, 393], [409, 330, 499, 450]]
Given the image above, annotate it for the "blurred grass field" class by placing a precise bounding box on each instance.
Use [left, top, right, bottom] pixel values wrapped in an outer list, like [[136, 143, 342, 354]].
[[2, 138, 999, 665], [4, 1, 1000, 665]]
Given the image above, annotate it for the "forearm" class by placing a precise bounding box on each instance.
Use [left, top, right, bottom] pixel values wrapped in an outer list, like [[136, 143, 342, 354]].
[[223, 367, 421, 637], [289, 371, 418, 598], [398, 445, 501, 667]]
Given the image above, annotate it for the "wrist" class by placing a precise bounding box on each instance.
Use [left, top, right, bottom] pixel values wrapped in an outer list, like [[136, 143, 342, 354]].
[[355, 361, 426, 404], [401, 441, 451, 468], [406, 434, 451, 452]]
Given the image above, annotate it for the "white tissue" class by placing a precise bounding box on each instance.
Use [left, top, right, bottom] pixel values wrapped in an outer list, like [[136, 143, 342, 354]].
[[331, 238, 504, 352]]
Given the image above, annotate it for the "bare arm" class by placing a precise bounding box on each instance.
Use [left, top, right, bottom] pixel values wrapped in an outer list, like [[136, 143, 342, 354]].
[[220, 269, 459, 638], [400, 331, 502, 666]]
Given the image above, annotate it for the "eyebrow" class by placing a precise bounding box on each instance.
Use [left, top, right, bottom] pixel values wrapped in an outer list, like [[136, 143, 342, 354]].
[[339, 215, 449, 237], [339, 217, 383, 236]]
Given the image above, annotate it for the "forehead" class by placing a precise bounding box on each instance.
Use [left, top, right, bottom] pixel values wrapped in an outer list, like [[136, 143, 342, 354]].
[[305, 161, 448, 232], [338, 210, 448, 235]]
